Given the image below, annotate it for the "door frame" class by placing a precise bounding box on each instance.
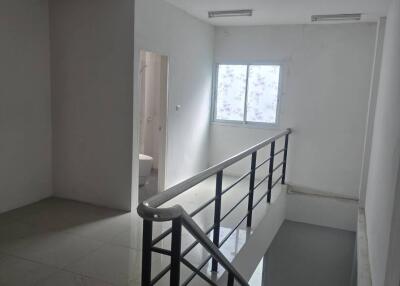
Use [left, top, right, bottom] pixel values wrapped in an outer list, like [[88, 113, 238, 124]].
[[138, 49, 169, 193]]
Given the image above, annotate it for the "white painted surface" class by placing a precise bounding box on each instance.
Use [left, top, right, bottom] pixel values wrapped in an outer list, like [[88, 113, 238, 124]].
[[211, 23, 376, 200], [0, 0, 52, 213], [134, 0, 215, 193], [50, 0, 135, 210], [164, 0, 390, 26], [364, 0, 400, 284], [359, 17, 386, 207], [286, 191, 358, 231]]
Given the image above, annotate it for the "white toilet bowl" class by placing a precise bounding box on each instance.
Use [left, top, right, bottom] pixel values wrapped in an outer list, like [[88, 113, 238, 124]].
[[139, 154, 153, 186]]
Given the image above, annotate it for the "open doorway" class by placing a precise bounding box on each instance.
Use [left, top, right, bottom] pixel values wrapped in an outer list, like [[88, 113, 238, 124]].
[[138, 50, 169, 202]]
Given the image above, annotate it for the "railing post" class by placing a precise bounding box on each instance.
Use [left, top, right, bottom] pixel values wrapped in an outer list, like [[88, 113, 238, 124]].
[[212, 170, 223, 272], [267, 141, 275, 203], [247, 152, 257, 227], [142, 220, 153, 286], [281, 134, 289, 184], [170, 218, 182, 285], [227, 272, 235, 286]]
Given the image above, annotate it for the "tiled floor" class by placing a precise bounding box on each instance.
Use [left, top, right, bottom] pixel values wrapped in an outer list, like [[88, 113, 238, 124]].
[[0, 174, 280, 286]]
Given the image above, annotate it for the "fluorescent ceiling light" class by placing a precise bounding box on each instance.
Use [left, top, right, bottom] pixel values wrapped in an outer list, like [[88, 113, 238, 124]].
[[208, 9, 253, 18], [311, 13, 362, 22]]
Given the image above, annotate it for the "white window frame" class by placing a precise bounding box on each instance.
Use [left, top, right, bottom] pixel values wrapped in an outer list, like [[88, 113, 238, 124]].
[[211, 62, 283, 129]]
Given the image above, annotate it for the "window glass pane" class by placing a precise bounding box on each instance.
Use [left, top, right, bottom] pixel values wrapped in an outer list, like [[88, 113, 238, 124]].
[[215, 65, 247, 121], [246, 65, 281, 123]]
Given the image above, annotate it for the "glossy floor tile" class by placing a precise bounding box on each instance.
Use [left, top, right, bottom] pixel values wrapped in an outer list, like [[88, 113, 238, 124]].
[[0, 174, 280, 285]]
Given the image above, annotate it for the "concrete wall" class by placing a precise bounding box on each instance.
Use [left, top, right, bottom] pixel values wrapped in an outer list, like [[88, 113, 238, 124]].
[[134, 0, 214, 191], [359, 18, 386, 207], [50, 0, 135, 210], [0, 0, 52, 213], [365, 0, 400, 284]]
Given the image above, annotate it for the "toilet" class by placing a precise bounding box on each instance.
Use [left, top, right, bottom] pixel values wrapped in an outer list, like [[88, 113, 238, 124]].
[[139, 154, 153, 186]]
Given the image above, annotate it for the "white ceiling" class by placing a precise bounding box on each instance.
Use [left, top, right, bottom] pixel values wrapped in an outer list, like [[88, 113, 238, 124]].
[[163, 0, 390, 26]]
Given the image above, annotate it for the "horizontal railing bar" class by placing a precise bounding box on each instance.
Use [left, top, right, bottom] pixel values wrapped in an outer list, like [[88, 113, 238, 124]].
[[273, 161, 285, 172], [189, 197, 216, 217], [181, 258, 218, 286], [274, 148, 285, 157], [252, 190, 270, 210], [182, 225, 214, 256], [153, 197, 252, 284], [151, 247, 171, 256], [152, 228, 172, 246], [150, 264, 170, 286], [222, 171, 252, 195], [220, 213, 249, 246], [152, 171, 254, 246], [142, 129, 291, 209], [183, 209, 251, 285], [181, 212, 249, 285], [272, 175, 283, 189], [141, 130, 292, 286], [150, 175, 284, 284], [254, 175, 270, 191], [152, 223, 217, 283], [182, 256, 211, 286], [251, 149, 285, 172], [152, 185, 274, 285], [220, 192, 250, 223], [255, 157, 270, 170]]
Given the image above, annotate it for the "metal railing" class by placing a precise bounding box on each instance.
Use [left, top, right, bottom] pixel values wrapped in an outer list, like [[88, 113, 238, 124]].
[[137, 128, 291, 286]]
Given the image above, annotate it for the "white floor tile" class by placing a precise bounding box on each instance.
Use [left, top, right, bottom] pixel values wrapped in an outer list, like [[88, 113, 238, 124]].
[[67, 213, 132, 242], [0, 222, 44, 252], [64, 244, 143, 286], [0, 253, 56, 286], [36, 270, 114, 286], [3, 231, 103, 268]]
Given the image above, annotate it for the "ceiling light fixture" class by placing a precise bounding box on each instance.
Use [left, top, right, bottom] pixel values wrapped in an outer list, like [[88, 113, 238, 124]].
[[311, 13, 362, 22], [208, 9, 253, 18]]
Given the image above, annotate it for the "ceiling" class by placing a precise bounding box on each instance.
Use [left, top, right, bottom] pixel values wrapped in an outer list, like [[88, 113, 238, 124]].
[[163, 0, 390, 26]]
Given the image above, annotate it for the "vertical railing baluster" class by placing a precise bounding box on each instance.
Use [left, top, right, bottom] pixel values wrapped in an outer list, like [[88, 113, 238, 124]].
[[212, 170, 223, 272], [281, 134, 289, 184], [247, 152, 257, 227], [142, 220, 153, 286], [227, 272, 235, 286], [267, 141, 275, 203], [170, 218, 182, 285]]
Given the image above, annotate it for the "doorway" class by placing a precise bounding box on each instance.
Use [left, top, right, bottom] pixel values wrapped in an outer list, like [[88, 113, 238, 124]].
[[138, 50, 169, 202]]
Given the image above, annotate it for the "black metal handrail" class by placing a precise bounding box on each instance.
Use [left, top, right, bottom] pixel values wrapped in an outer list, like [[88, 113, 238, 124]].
[[138, 128, 291, 286]]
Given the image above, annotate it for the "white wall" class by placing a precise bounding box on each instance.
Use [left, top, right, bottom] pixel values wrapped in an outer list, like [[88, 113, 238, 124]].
[[359, 18, 386, 207], [365, 0, 400, 284], [211, 23, 376, 198], [50, 0, 135, 210], [0, 0, 52, 213], [134, 0, 214, 191]]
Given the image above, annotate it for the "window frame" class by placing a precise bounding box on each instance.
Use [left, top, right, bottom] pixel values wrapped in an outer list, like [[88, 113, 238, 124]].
[[211, 62, 283, 128]]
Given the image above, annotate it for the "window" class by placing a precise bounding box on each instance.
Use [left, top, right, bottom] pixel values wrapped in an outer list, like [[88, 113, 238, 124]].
[[214, 64, 281, 125]]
